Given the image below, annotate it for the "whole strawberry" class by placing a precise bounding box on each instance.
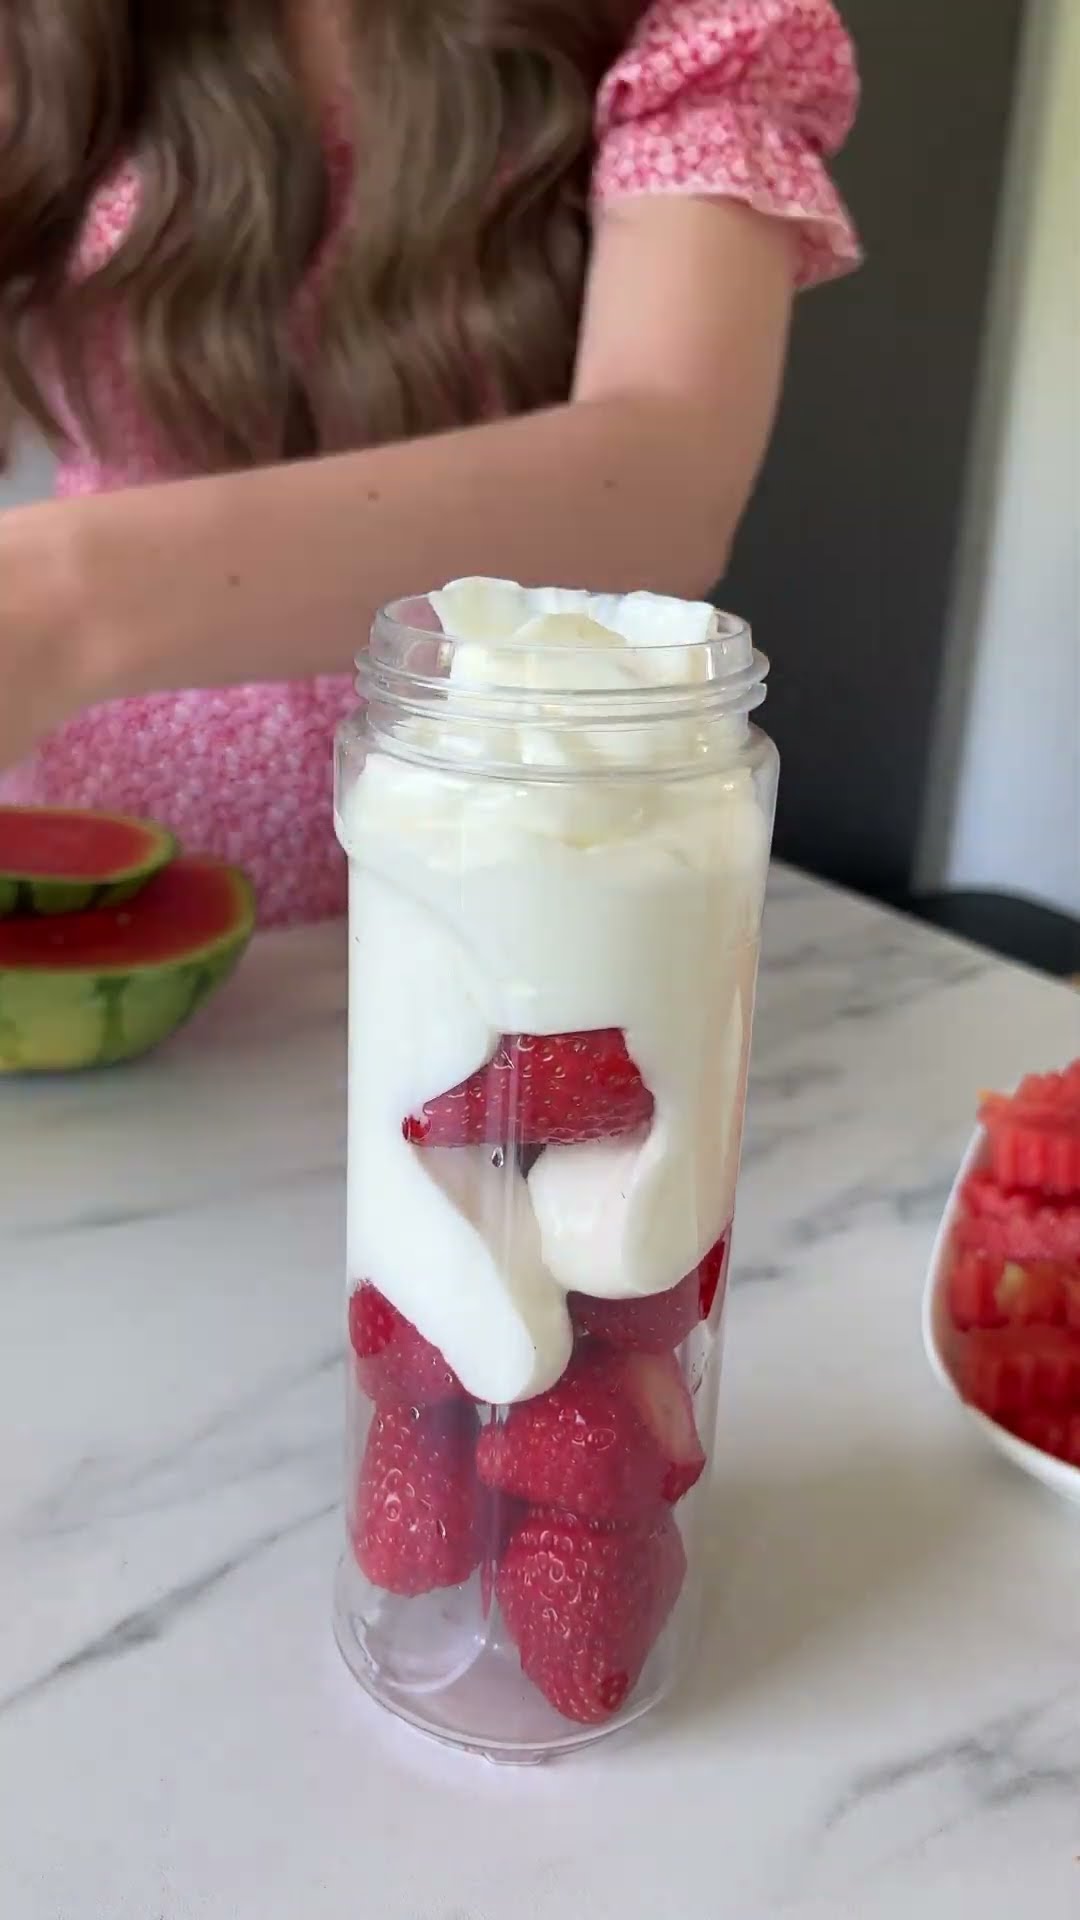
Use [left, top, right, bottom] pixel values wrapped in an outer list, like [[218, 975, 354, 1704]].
[[497, 1507, 687, 1725], [569, 1236, 729, 1353], [349, 1283, 468, 1407], [476, 1346, 705, 1522], [352, 1400, 481, 1597], [403, 1029, 654, 1148]]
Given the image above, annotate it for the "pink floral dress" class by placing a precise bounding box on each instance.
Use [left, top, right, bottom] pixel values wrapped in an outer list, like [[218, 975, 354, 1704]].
[[3, 0, 860, 927]]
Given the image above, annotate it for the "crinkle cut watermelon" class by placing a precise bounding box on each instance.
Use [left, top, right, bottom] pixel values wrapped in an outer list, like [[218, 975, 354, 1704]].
[[979, 1064, 1080, 1199]]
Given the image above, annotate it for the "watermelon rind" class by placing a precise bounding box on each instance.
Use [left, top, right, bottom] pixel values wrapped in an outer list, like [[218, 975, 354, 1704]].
[[0, 857, 255, 1073], [0, 806, 177, 917]]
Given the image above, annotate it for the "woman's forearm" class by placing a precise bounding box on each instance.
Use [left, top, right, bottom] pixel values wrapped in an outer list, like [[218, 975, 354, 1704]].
[[64, 391, 752, 698]]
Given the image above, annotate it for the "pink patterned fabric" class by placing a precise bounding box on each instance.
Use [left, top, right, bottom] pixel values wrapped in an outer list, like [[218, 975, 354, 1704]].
[[3, 0, 859, 926], [596, 0, 861, 288]]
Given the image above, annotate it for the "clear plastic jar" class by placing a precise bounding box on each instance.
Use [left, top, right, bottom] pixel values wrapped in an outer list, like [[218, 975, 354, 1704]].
[[333, 587, 777, 1761]]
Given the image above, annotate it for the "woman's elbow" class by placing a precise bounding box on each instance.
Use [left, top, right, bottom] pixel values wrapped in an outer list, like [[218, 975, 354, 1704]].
[[631, 407, 753, 598], [576, 391, 755, 599], [628, 481, 737, 603]]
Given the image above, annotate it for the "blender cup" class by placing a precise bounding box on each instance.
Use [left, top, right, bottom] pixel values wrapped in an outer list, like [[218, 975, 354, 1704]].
[[334, 584, 777, 1760]]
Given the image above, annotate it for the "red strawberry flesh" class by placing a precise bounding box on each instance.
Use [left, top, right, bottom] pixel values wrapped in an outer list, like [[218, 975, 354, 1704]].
[[476, 1346, 704, 1521], [617, 1349, 707, 1503], [404, 1029, 654, 1149], [570, 1235, 729, 1353]]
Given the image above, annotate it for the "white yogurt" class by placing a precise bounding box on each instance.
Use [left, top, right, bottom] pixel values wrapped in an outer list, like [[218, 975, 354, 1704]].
[[338, 583, 770, 1404]]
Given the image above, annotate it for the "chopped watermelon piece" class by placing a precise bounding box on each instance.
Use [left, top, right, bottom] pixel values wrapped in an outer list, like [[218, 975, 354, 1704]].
[[984, 1124, 1080, 1200], [947, 1249, 1072, 1332], [1007, 1409, 1080, 1467], [954, 1325, 1080, 1421], [956, 1174, 1080, 1264], [980, 1064, 1080, 1199]]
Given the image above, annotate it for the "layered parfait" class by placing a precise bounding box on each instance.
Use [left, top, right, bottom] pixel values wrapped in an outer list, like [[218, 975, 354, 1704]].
[[334, 579, 774, 1750]]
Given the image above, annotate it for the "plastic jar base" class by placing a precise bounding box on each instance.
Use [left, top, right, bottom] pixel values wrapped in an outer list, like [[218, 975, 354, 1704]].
[[332, 1551, 689, 1764]]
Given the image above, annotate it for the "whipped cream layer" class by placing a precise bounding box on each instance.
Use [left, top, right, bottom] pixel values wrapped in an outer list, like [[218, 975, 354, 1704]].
[[339, 582, 770, 1404]]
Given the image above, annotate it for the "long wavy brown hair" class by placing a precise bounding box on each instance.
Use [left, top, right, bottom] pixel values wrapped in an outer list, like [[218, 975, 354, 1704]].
[[0, 0, 647, 473]]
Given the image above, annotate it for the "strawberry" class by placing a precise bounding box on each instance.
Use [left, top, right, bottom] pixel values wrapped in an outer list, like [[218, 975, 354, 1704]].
[[403, 1029, 654, 1149], [476, 1346, 705, 1521], [569, 1236, 729, 1353], [946, 1249, 1070, 1333], [480, 1493, 526, 1620], [497, 1507, 687, 1725], [349, 1283, 468, 1408], [351, 1400, 482, 1597], [954, 1325, 1080, 1422], [956, 1174, 1080, 1264], [980, 1064, 1080, 1199]]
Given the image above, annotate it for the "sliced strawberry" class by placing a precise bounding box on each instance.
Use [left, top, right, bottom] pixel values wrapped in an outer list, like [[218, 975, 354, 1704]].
[[569, 1236, 729, 1354], [477, 1351, 662, 1522], [979, 1065, 1080, 1199], [476, 1347, 704, 1521], [946, 1249, 1069, 1332], [1007, 1409, 1080, 1467], [496, 1507, 687, 1725], [953, 1325, 1080, 1422], [956, 1175, 1080, 1264], [403, 1029, 654, 1149], [348, 1283, 468, 1408], [617, 1350, 708, 1503], [351, 1400, 481, 1597]]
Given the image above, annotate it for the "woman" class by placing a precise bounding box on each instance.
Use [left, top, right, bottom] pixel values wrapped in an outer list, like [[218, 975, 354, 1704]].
[[0, 0, 859, 923]]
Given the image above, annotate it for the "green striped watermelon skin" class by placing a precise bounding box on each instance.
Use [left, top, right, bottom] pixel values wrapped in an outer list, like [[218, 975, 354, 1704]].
[[0, 807, 176, 918], [0, 858, 254, 1073]]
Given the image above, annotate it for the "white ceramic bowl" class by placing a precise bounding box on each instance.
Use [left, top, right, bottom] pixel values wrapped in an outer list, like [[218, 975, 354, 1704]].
[[921, 1125, 1080, 1507]]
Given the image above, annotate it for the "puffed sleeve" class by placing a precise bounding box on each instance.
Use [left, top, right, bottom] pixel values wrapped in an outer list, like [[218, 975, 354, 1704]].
[[594, 0, 861, 288]]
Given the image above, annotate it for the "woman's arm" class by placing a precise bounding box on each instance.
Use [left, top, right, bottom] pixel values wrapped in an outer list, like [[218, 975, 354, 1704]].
[[1, 196, 793, 747]]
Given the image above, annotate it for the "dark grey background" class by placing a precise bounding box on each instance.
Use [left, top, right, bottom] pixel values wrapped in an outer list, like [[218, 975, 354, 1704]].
[[722, 0, 1027, 901]]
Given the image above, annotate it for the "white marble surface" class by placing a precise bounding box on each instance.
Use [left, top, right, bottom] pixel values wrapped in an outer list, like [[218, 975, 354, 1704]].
[[2, 868, 1080, 1920]]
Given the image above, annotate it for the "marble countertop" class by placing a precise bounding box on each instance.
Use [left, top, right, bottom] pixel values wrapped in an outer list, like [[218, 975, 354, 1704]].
[[3, 868, 1080, 1920]]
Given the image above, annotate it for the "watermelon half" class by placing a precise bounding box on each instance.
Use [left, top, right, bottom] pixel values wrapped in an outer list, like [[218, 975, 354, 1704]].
[[0, 806, 176, 917], [0, 856, 255, 1072]]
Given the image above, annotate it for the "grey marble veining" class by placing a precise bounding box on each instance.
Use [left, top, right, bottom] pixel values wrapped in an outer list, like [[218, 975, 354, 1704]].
[[2, 864, 1079, 1920]]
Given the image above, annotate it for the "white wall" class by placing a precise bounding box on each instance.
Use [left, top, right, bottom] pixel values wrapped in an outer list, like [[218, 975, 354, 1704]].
[[920, 0, 1080, 916]]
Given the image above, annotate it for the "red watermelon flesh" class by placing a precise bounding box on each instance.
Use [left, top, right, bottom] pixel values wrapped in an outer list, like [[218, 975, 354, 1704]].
[[0, 856, 255, 1072], [0, 806, 176, 916]]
